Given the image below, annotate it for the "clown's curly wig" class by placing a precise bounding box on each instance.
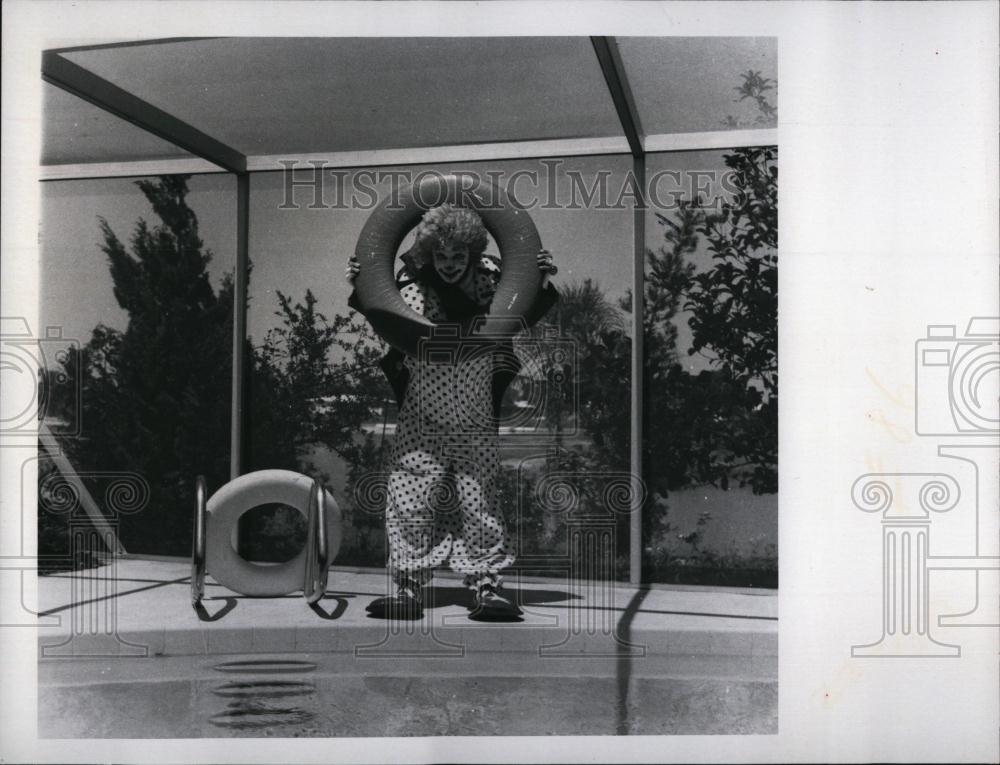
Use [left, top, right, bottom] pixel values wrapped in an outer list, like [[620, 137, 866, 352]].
[[411, 204, 489, 265]]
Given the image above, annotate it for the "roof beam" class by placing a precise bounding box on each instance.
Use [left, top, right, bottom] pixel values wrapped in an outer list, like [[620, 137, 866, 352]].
[[247, 136, 631, 172], [39, 158, 228, 182], [590, 36, 644, 157], [46, 38, 222, 56], [645, 128, 778, 153], [42, 50, 246, 174], [39, 131, 779, 182]]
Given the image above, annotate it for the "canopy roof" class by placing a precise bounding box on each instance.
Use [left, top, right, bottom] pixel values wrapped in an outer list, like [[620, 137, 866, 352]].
[[42, 36, 776, 178]]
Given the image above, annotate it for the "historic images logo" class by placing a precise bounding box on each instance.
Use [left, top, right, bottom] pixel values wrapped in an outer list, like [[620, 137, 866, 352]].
[[852, 317, 999, 658], [0, 316, 80, 438], [0, 317, 152, 657]]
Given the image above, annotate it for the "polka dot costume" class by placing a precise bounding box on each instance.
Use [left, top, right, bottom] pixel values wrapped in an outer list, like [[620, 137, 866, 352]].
[[386, 270, 514, 592]]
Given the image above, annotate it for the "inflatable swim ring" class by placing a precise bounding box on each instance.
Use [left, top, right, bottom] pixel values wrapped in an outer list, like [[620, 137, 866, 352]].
[[352, 173, 543, 356]]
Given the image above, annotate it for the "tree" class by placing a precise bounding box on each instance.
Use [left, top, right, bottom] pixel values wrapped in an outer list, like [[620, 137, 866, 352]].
[[642, 70, 778, 496], [244, 288, 391, 562], [547, 279, 630, 468], [53, 177, 234, 555], [45, 175, 392, 561], [248, 289, 388, 472], [684, 143, 777, 493]]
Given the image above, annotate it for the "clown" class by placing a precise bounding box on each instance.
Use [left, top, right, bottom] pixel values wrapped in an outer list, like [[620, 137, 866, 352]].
[[347, 203, 558, 619]]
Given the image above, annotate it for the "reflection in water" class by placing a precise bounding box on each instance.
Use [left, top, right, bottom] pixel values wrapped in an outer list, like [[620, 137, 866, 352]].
[[212, 680, 315, 699], [208, 659, 317, 731], [212, 659, 317, 674], [209, 702, 315, 731]]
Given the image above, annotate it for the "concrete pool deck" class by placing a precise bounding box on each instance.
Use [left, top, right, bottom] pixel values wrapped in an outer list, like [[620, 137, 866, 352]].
[[36, 557, 776, 666], [36, 558, 777, 736]]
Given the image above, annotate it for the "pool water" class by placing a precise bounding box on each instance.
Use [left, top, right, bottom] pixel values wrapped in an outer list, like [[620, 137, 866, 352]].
[[39, 652, 776, 737]]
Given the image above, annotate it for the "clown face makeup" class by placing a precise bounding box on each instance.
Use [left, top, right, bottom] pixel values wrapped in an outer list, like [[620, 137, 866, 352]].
[[433, 242, 471, 284]]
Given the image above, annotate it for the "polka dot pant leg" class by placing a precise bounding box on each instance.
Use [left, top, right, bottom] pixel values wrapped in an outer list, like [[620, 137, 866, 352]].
[[385, 411, 453, 587], [444, 437, 514, 591]]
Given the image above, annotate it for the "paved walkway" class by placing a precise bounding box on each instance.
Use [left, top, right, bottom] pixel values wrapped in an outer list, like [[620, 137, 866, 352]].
[[37, 558, 776, 666]]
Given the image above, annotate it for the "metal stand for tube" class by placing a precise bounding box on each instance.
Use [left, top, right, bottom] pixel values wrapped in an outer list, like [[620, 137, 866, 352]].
[[191, 475, 208, 607], [189, 474, 334, 608], [303, 478, 331, 605]]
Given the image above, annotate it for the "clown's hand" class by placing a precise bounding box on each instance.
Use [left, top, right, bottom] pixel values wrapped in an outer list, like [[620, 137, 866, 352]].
[[537, 249, 558, 288], [345, 256, 361, 284]]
